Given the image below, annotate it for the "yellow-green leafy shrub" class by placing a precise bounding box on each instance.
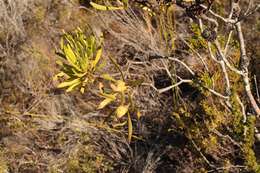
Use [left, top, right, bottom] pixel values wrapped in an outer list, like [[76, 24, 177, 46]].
[[54, 28, 103, 93], [54, 28, 139, 142]]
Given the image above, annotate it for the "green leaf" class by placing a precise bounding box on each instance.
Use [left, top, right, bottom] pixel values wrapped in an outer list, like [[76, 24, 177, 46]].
[[57, 78, 81, 88], [128, 112, 133, 143]]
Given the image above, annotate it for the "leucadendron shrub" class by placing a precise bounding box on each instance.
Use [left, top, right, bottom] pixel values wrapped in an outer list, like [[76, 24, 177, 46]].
[[54, 28, 141, 142]]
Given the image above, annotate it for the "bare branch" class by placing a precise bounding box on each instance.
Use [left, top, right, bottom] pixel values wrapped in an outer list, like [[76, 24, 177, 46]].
[[201, 4, 235, 24], [214, 41, 231, 96], [206, 88, 230, 99], [158, 79, 193, 94], [239, 4, 260, 22], [236, 94, 247, 123], [235, 21, 260, 116], [254, 75, 260, 103], [228, 0, 235, 19], [168, 57, 195, 76], [178, 36, 209, 71], [224, 30, 233, 56]]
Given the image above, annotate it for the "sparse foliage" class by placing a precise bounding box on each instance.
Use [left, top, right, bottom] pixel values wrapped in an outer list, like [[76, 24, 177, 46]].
[[54, 28, 138, 142], [54, 28, 103, 93], [1, 0, 260, 172]]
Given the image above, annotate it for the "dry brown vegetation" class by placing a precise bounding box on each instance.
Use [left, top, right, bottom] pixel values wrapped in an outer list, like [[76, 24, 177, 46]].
[[0, 0, 260, 172]]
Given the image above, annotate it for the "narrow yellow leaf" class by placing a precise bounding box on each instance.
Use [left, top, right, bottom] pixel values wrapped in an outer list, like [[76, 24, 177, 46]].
[[117, 80, 127, 92], [80, 87, 85, 94], [99, 82, 104, 92], [111, 80, 127, 92], [98, 97, 114, 109], [128, 112, 133, 143], [112, 121, 127, 128], [101, 73, 116, 82], [116, 104, 129, 118], [92, 48, 102, 68], [90, 2, 124, 11], [60, 37, 64, 49], [110, 83, 117, 92], [55, 60, 63, 66], [99, 92, 118, 100], [64, 44, 77, 65], [53, 72, 65, 81], [66, 81, 81, 92], [57, 78, 81, 88], [71, 68, 86, 77], [137, 110, 141, 120]]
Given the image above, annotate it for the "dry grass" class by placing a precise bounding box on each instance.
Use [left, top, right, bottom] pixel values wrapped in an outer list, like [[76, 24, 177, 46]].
[[0, 0, 131, 172], [0, 0, 260, 172]]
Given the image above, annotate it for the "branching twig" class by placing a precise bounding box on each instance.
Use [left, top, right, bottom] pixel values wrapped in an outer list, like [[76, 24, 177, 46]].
[[254, 75, 260, 103], [200, 4, 235, 24], [235, 21, 260, 116], [168, 57, 195, 76], [190, 139, 215, 168], [178, 36, 209, 71], [214, 41, 231, 96], [158, 79, 192, 94], [236, 94, 247, 123]]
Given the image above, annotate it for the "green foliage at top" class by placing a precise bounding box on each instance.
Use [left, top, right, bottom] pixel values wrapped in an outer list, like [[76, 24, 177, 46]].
[[188, 23, 208, 50], [90, 0, 156, 16], [54, 28, 103, 93]]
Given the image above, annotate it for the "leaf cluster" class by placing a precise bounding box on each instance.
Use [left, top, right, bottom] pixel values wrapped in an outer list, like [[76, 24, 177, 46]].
[[54, 29, 139, 142], [54, 28, 103, 93]]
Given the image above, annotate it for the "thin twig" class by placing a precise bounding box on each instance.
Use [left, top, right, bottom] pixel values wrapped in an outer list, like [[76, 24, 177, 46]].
[[236, 94, 247, 123], [207, 165, 246, 172], [168, 57, 195, 76], [214, 41, 231, 96], [158, 79, 193, 94], [201, 4, 235, 24], [254, 75, 260, 103], [190, 139, 215, 168], [206, 88, 230, 99], [213, 129, 241, 148], [178, 36, 209, 71], [224, 30, 233, 56]]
